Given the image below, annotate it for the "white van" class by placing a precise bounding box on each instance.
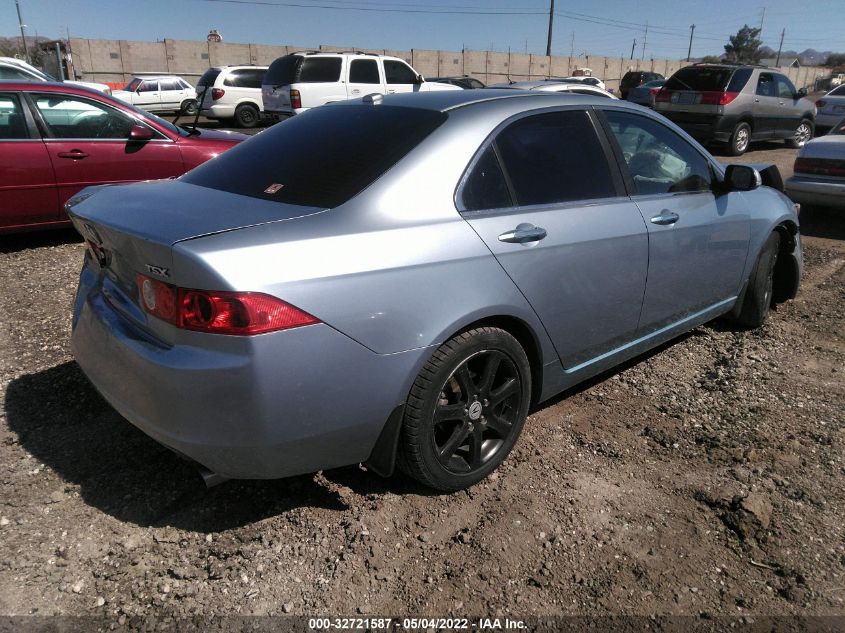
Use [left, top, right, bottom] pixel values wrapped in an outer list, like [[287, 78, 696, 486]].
[[197, 65, 268, 128], [261, 51, 460, 118]]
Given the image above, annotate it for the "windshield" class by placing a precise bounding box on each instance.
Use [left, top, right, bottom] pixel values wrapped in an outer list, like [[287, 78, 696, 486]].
[[182, 104, 447, 207], [124, 78, 142, 91]]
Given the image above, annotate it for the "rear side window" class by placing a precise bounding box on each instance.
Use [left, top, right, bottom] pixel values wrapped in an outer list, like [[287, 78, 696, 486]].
[[665, 67, 733, 92], [197, 68, 221, 87], [224, 69, 266, 88], [727, 68, 753, 92], [299, 57, 342, 83], [0, 65, 36, 80], [265, 55, 302, 87], [494, 110, 616, 206], [0, 94, 29, 139], [461, 146, 512, 211], [182, 105, 447, 208], [160, 79, 181, 91], [384, 61, 418, 85], [349, 59, 380, 84]]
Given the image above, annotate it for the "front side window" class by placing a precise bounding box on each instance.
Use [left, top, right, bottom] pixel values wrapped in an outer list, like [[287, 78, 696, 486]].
[[756, 73, 776, 97], [349, 59, 380, 84], [494, 110, 616, 206], [384, 61, 418, 85], [33, 94, 136, 139], [775, 74, 796, 99], [603, 110, 713, 196], [0, 94, 29, 139], [138, 80, 158, 92], [461, 146, 512, 211], [298, 58, 342, 83]]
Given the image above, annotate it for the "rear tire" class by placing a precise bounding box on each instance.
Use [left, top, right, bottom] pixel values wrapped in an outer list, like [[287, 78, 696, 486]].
[[786, 118, 813, 148], [728, 121, 752, 156], [728, 232, 780, 329], [234, 104, 260, 128], [180, 99, 198, 116], [398, 327, 531, 491]]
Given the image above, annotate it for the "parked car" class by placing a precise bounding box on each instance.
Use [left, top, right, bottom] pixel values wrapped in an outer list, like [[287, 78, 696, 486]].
[[112, 75, 198, 115], [197, 65, 268, 128], [785, 118, 845, 208], [561, 76, 607, 91], [619, 70, 664, 99], [67, 90, 801, 491], [0, 81, 245, 233], [0, 56, 111, 94], [655, 63, 817, 155], [814, 85, 845, 133], [429, 75, 486, 89], [261, 52, 460, 118], [488, 80, 617, 99], [626, 79, 666, 108]]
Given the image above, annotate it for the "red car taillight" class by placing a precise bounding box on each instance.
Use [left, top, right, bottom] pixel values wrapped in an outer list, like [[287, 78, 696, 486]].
[[136, 274, 319, 335], [815, 99, 826, 108], [654, 89, 673, 102], [649, 87, 661, 96], [793, 157, 845, 178], [211, 88, 225, 101], [290, 88, 302, 109], [699, 91, 739, 106]]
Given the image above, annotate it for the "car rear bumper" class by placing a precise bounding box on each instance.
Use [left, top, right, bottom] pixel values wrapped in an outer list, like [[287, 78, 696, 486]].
[[658, 111, 737, 142], [785, 176, 845, 208], [200, 104, 236, 119], [71, 261, 424, 479], [815, 112, 844, 128]]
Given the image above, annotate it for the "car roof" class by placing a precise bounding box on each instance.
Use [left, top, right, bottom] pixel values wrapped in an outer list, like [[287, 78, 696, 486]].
[[130, 75, 187, 81], [0, 80, 104, 95]]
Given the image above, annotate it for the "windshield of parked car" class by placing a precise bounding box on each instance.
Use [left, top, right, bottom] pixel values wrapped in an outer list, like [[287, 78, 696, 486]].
[[124, 78, 142, 91], [665, 67, 733, 91], [182, 105, 447, 207]]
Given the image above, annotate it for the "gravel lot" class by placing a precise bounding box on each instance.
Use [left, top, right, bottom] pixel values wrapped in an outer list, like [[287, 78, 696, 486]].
[[0, 135, 843, 625]]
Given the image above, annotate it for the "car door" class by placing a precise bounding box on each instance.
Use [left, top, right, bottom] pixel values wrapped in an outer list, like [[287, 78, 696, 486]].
[[774, 73, 801, 137], [0, 92, 58, 228], [383, 60, 419, 94], [347, 58, 384, 99], [459, 109, 649, 367], [753, 72, 779, 138], [28, 92, 184, 213], [158, 78, 183, 110], [599, 109, 750, 335], [132, 79, 161, 111]]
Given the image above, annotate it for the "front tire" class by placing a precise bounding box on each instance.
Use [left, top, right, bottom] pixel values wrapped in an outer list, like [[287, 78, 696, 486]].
[[234, 104, 260, 128], [728, 232, 780, 329], [398, 327, 531, 491], [728, 121, 752, 156], [786, 118, 813, 148]]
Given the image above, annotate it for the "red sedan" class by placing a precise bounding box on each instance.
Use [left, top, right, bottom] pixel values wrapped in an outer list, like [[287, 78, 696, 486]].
[[0, 81, 246, 233]]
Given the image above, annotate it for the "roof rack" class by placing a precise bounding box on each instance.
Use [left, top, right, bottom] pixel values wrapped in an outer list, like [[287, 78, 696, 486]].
[[691, 62, 768, 68]]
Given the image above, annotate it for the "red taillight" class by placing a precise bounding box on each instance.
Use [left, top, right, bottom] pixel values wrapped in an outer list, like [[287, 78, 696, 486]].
[[654, 89, 673, 102], [699, 91, 739, 106], [136, 274, 319, 335], [290, 88, 301, 110], [211, 88, 225, 101], [815, 99, 826, 108], [793, 157, 845, 178], [649, 87, 660, 96]]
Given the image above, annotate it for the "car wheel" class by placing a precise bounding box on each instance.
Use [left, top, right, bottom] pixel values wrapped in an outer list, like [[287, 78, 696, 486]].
[[180, 99, 198, 116], [728, 121, 752, 156], [728, 232, 780, 329], [398, 327, 531, 491], [786, 119, 813, 148], [234, 104, 260, 128]]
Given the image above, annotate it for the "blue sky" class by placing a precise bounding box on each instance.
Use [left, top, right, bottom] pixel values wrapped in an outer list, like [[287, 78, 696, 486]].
[[2, 0, 842, 60]]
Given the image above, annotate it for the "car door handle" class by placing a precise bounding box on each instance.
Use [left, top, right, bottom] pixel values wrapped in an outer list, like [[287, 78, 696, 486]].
[[498, 223, 547, 243], [650, 210, 679, 225], [387, 89, 396, 93], [57, 150, 88, 159]]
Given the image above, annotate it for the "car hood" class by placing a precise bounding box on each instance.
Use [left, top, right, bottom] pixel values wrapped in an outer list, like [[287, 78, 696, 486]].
[[187, 128, 249, 142], [799, 135, 845, 159], [66, 179, 326, 246]]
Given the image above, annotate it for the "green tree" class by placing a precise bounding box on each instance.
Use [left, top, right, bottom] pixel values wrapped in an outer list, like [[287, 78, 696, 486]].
[[826, 53, 845, 67], [724, 25, 763, 64], [700, 55, 723, 63]]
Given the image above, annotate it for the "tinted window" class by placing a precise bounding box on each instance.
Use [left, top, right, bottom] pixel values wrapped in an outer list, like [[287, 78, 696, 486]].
[[349, 59, 380, 84], [727, 68, 753, 92], [265, 55, 301, 87], [197, 68, 222, 87], [160, 79, 182, 91], [604, 110, 713, 196], [0, 94, 29, 139], [756, 73, 776, 97], [666, 67, 733, 92], [830, 85, 845, 97], [138, 80, 158, 92], [462, 146, 512, 211], [570, 88, 612, 97], [0, 66, 37, 80], [384, 61, 418, 85], [125, 78, 142, 91], [33, 94, 136, 139], [494, 110, 615, 206], [224, 69, 266, 88], [299, 58, 342, 83], [775, 74, 796, 98], [182, 105, 447, 208]]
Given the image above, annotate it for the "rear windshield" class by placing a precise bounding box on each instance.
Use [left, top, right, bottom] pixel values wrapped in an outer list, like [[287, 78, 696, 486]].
[[264, 55, 343, 87], [197, 68, 221, 88], [665, 67, 735, 92], [181, 105, 448, 208], [265, 55, 301, 87]]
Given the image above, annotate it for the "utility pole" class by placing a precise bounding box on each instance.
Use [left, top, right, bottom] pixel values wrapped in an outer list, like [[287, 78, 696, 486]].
[[14, 0, 30, 63], [759, 7, 766, 36], [687, 24, 696, 62], [545, 0, 554, 57], [630, 39, 636, 60], [641, 22, 648, 60], [570, 32, 575, 58], [775, 28, 785, 66]]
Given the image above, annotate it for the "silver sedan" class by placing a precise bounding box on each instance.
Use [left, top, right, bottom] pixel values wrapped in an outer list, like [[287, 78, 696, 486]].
[[68, 90, 802, 491]]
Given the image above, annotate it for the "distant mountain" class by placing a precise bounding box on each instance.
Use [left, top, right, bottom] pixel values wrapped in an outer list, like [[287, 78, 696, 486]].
[[759, 45, 836, 65]]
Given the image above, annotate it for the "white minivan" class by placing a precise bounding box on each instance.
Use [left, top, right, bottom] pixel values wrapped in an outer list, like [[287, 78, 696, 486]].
[[262, 52, 460, 118], [198, 65, 268, 128]]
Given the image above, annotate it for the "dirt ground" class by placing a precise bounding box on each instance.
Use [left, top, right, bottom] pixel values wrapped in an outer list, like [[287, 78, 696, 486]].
[[0, 141, 843, 627]]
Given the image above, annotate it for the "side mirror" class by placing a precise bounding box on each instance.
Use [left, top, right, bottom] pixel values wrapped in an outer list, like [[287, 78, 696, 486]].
[[796, 87, 807, 98], [723, 164, 762, 192], [129, 124, 154, 141]]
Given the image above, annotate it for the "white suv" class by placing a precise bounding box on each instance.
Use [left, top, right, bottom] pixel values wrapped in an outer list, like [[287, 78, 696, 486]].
[[112, 76, 198, 115], [262, 52, 460, 118], [198, 65, 268, 128]]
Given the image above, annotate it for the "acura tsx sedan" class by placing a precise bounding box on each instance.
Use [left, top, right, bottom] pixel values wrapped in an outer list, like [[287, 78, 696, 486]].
[[68, 90, 802, 491]]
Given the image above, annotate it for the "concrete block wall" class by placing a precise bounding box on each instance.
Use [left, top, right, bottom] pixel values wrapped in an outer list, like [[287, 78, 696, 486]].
[[67, 37, 830, 92]]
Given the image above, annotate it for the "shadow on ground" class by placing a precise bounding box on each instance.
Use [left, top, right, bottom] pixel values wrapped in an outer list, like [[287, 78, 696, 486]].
[[0, 228, 82, 254], [797, 206, 845, 241], [4, 362, 431, 533]]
